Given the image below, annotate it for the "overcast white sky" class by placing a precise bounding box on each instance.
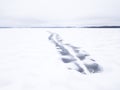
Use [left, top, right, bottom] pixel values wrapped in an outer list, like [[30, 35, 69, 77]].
[[0, 0, 120, 27]]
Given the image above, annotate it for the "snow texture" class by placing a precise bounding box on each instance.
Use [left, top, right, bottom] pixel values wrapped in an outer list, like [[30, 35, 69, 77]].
[[0, 28, 120, 90]]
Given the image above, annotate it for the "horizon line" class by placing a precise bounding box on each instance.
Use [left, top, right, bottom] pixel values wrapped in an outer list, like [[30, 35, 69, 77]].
[[0, 26, 120, 28]]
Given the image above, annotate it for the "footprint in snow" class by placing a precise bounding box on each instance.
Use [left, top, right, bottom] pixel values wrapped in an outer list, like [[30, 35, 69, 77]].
[[48, 32, 102, 74]]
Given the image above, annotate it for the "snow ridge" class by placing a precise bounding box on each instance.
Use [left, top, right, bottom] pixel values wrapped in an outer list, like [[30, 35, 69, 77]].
[[48, 32, 102, 74]]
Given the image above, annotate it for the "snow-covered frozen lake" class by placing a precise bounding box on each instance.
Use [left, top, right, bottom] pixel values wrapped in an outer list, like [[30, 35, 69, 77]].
[[0, 28, 120, 90]]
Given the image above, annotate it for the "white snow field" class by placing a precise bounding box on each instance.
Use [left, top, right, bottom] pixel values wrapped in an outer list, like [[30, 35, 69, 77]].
[[0, 28, 120, 90]]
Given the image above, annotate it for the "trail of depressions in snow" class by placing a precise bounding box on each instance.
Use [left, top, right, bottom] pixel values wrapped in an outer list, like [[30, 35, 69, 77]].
[[48, 32, 102, 74]]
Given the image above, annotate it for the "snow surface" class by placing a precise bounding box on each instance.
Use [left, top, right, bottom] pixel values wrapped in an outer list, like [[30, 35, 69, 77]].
[[0, 28, 120, 90]]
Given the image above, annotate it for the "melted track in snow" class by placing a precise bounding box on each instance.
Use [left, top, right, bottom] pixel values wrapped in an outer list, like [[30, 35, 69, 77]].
[[48, 32, 102, 74]]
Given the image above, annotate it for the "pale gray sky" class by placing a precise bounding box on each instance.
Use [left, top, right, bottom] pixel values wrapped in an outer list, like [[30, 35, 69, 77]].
[[0, 0, 120, 27]]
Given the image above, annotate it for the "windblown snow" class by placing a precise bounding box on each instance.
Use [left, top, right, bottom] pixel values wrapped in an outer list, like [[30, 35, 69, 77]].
[[0, 28, 120, 90]]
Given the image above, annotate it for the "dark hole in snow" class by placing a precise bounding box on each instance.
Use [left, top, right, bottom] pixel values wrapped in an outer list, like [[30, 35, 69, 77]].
[[74, 62, 85, 74], [61, 58, 75, 63], [77, 54, 89, 60], [90, 59, 96, 61], [56, 44, 70, 55], [58, 50, 70, 55], [84, 63, 101, 73]]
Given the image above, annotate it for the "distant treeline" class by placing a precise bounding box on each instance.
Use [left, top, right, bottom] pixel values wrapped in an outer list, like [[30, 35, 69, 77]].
[[84, 26, 120, 28], [0, 26, 120, 28]]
